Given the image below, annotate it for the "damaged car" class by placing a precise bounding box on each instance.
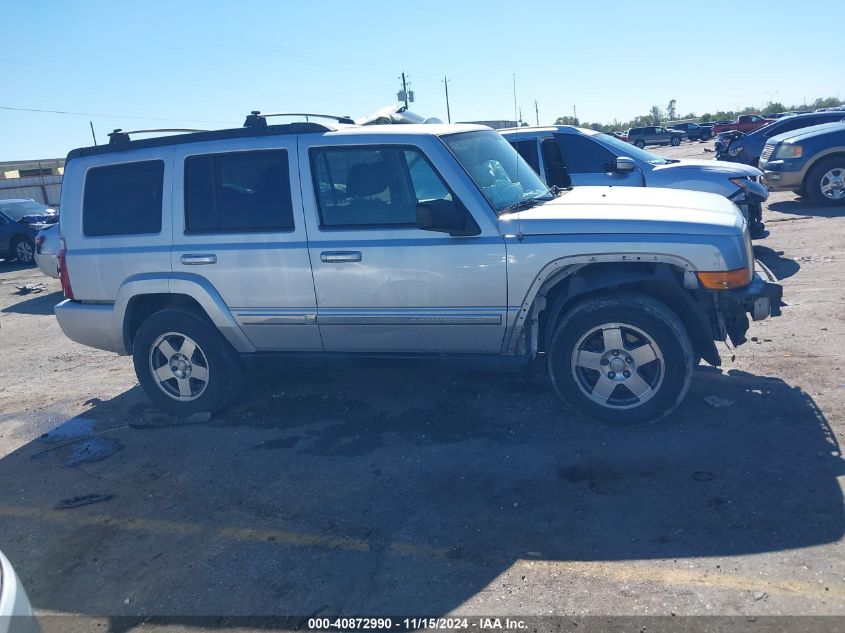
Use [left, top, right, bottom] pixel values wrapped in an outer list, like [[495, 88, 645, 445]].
[[53, 117, 781, 425], [501, 125, 769, 237]]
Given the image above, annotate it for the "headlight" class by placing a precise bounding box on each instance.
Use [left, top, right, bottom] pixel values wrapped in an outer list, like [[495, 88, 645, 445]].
[[729, 176, 752, 190], [774, 144, 803, 159]]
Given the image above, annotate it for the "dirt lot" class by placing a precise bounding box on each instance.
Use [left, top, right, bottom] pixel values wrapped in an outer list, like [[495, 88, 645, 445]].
[[1, 141, 844, 631]]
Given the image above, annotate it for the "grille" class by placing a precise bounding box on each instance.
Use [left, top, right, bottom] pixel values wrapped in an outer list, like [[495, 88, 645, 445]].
[[761, 144, 775, 161]]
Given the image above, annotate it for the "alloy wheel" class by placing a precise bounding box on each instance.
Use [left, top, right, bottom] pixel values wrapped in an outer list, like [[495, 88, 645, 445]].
[[570, 322, 664, 410], [148, 332, 210, 401]]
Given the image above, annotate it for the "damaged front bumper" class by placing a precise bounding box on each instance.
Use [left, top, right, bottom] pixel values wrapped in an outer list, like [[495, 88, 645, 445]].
[[716, 261, 783, 346]]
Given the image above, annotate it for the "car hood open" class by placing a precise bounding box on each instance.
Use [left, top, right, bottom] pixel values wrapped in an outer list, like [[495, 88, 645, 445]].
[[500, 186, 745, 237]]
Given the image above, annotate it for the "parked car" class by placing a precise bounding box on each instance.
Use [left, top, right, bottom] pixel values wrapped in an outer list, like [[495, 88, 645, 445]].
[[626, 126, 685, 148], [711, 114, 773, 136], [0, 199, 58, 265], [34, 223, 60, 278], [759, 121, 845, 205], [53, 119, 781, 425], [0, 550, 40, 633], [501, 125, 769, 237], [670, 122, 711, 141], [716, 111, 845, 165]]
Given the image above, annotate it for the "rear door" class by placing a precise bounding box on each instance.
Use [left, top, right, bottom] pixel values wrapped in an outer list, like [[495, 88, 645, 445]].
[[171, 136, 321, 351]]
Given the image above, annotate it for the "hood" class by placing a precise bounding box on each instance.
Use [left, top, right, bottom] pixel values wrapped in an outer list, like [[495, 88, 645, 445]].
[[768, 121, 845, 145], [651, 158, 762, 178], [502, 187, 745, 237]]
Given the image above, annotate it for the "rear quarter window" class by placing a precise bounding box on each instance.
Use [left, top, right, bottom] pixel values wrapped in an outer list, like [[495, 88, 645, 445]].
[[83, 160, 164, 237]]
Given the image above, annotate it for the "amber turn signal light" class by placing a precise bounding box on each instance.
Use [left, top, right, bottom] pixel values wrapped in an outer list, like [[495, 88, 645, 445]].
[[696, 268, 752, 290]]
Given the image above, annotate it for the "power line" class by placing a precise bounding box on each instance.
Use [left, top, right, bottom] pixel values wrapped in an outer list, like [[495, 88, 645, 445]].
[[0, 105, 235, 125]]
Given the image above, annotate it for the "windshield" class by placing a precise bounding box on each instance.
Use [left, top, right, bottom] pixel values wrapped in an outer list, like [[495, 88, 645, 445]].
[[593, 133, 668, 165], [441, 131, 551, 212], [0, 199, 53, 220]]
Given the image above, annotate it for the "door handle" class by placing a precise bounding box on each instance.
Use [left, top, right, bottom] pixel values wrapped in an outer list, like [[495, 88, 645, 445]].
[[180, 254, 217, 265], [320, 251, 362, 263]]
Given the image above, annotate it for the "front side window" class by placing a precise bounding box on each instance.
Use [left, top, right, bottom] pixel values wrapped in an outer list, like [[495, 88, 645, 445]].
[[311, 146, 452, 228], [541, 138, 571, 187], [184, 150, 294, 233], [557, 134, 616, 174], [83, 160, 163, 237], [442, 131, 549, 212]]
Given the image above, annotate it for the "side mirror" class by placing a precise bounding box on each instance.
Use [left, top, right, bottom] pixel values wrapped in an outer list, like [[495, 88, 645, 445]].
[[614, 156, 637, 172], [416, 199, 480, 237]]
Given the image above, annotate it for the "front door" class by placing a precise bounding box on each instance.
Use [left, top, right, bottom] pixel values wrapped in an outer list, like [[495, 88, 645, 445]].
[[299, 137, 508, 353], [552, 135, 644, 187]]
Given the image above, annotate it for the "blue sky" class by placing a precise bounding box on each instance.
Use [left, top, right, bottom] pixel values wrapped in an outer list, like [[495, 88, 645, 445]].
[[1, 0, 841, 160]]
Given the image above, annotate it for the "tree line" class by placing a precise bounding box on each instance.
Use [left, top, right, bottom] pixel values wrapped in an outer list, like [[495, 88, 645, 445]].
[[555, 96, 844, 133]]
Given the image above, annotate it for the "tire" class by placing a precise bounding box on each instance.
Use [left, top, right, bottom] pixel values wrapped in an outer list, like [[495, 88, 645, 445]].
[[132, 308, 244, 416], [701, 132, 711, 141], [670, 136, 681, 146], [634, 140, 645, 149], [805, 157, 845, 206], [547, 292, 694, 426], [12, 237, 35, 264]]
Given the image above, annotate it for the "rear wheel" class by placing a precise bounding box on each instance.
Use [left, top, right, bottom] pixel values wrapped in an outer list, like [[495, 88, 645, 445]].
[[547, 292, 694, 425], [670, 136, 681, 146], [634, 140, 645, 149], [805, 158, 845, 206], [133, 309, 243, 415], [12, 237, 35, 264]]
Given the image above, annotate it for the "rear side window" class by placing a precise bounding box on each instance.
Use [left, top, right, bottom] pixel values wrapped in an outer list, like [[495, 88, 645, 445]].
[[556, 134, 615, 174], [83, 160, 164, 237], [184, 150, 294, 233]]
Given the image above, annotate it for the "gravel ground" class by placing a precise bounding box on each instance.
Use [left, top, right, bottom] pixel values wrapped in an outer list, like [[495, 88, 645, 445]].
[[0, 141, 843, 631]]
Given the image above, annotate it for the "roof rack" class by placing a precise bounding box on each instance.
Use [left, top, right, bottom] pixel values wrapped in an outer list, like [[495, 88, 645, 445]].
[[108, 128, 207, 145], [243, 111, 354, 128]]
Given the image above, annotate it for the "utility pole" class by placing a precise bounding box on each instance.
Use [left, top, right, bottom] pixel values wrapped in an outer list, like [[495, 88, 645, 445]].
[[512, 73, 518, 124], [534, 100, 539, 126], [573, 105, 577, 122], [443, 76, 452, 123], [401, 72, 409, 108], [89, 121, 98, 146]]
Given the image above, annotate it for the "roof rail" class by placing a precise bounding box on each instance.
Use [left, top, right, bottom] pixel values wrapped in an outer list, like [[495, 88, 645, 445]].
[[108, 128, 207, 145], [243, 111, 354, 128]]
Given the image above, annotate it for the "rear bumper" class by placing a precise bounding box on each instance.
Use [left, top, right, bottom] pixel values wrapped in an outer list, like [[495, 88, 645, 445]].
[[54, 299, 126, 355]]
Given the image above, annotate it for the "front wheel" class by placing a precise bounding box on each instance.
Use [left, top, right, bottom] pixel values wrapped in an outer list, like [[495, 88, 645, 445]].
[[670, 136, 681, 146], [133, 309, 243, 415], [634, 140, 645, 149], [547, 292, 695, 425], [805, 158, 845, 206]]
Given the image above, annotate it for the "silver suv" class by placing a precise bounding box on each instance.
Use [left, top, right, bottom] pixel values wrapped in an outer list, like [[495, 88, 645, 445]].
[[54, 117, 782, 425]]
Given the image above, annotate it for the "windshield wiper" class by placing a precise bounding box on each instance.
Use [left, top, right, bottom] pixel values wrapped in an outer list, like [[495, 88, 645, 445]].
[[499, 195, 550, 215]]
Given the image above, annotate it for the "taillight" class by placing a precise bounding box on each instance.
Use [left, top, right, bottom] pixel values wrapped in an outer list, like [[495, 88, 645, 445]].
[[57, 237, 74, 300], [35, 235, 45, 254]]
